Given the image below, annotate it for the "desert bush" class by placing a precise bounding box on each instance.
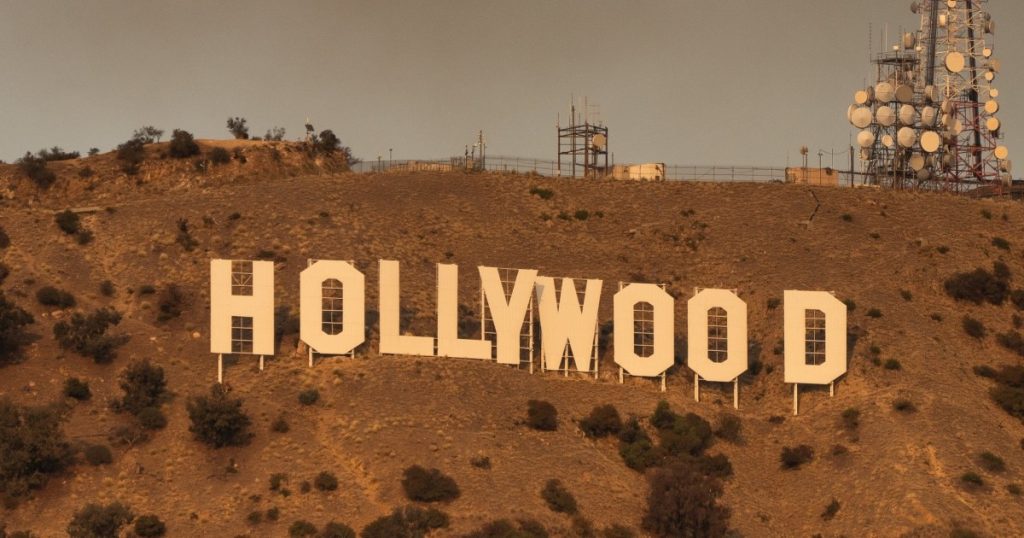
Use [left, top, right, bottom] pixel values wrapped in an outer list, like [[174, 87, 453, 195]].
[[960, 472, 984, 487], [132, 126, 164, 144], [66, 502, 133, 538], [883, 358, 902, 371], [579, 404, 622, 438], [1008, 484, 1022, 496], [99, 280, 115, 297], [0, 263, 8, 285], [315, 129, 341, 153], [893, 398, 917, 413], [175, 218, 198, 252], [978, 451, 1005, 473], [36, 286, 76, 308], [116, 138, 145, 175], [139, 284, 156, 295], [289, 520, 317, 537], [996, 331, 1024, 356], [962, 317, 986, 339], [529, 186, 554, 200], [973, 365, 996, 378], [266, 507, 280, 521], [137, 407, 167, 430], [617, 417, 662, 472], [63, 377, 91, 401], [652, 404, 712, 458], [866, 308, 882, 318], [78, 166, 94, 178], [186, 384, 253, 448], [780, 445, 814, 469], [540, 479, 577, 514], [992, 237, 1010, 250], [37, 146, 79, 161], [168, 129, 199, 158], [0, 226, 9, 248], [841, 408, 860, 430], [16, 152, 56, 188], [821, 498, 840, 521], [265, 127, 286, 141], [209, 147, 231, 165], [117, 360, 167, 415], [714, 413, 742, 443], [271, 415, 290, 433], [88, 147, 100, 156], [314, 471, 339, 491], [526, 399, 557, 431], [53, 308, 129, 363], [574, 209, 590, 220], [696, 453, 733, 479], [226, 117, 249, 139], [0, 400, 74, 504], [320, 521, 356, 538], [83, 444, 112, 466], [156, 284, 186, 322], [470, 455, 491, 469], [944, 267, 1009, 305], [361, 506, 449, 538], [0, 293, 34, 367], [464, 519, 549, 538], [133, 514, 166, 537], [298, 388, 320, 406], [55, 210, 81, 235], [269, 473, 288, 492], [642, 461, 730, 538], [401, 465, 460, 502]]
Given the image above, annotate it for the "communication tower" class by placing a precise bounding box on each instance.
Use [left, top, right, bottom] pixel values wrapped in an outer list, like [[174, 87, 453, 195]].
[[557, 97, 609, 178]]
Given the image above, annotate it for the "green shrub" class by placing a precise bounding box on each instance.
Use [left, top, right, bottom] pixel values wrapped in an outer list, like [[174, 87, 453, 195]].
[[992, 237, 1010, 250], [579, 404, 622, 438], [840, 213, 852, 222], [962, 317, 986, 339], [642, 461, 730, 538], [893, 398, 916, 413], [186, 384, 253, 448], [288, 520, 317, 537], [540, 478, 577, 514], [137, 407, 167, 430], [780, 445, 814, 469], [973, 365, 996, 378], [83, 444, 113, 466], [0, 293, 34, 367], [168, 129, 199, 158], [156, 284, 186, 322], [271, 415, 290, 433], [866, 308, 882, 318], [714, 413, 742, 443], [361, 506, 449, 538], [36, 286, 76, 308], [996, 331, 1024, 356], [314, 471, 338, 491], [401, 465, 460, 502], [319, 521, 356, 538], [63, 377, 91, 401], [0, 262, 9, 285], [821, 498, 840, 521], [944, 268, 1009, 305], [266, 507, 280, 521], [0, 226, 9, 249], [767, 297, 781, 310], [118, 360, 167, 415], [66, 502, 133, 538], [99, 280, 116, 297], [618, 418, 662, 472], [1008, 484, 1022, 496], [574, 209, 590, 221], [526, 399, 557, 431], [463, 519, 549, 538], [298, 388, 320, 406], [133, 514, 166, 537], [53, 308, 129, 363], [116, 138, 145, 175], [651, 404, 712, 458], [226, 117, 249, 139], [899, 289, 912, 301], [209, 147, 231, 165], [978, 451, 1005, 473], [269, 473, 288, 492], [960, 472, 984, 487], [16, 152, 57, 188], [529, 186, 554, 200], [470, 455, 491, 469], [0, 400, 74, 504], [1011, 290, 1024, 310], [841, 408, 860, 430], [883, 358, 902, 371]]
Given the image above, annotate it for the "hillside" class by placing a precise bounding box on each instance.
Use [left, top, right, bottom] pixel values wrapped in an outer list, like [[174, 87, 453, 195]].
[[1, 152, 1024, 537]]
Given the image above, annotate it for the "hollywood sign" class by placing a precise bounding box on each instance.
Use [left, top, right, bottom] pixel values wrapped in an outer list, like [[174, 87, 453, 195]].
[[209, 259, 847, 413]]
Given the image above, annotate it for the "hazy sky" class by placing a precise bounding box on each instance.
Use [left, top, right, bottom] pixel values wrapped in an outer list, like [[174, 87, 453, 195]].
[[1, 1, 1020, 168]]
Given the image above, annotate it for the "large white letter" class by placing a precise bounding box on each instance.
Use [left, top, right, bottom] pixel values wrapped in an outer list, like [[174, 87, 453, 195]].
[[783, 290, 847, 384], [437, 264, 490, 359], [534, 277, 603, 372], [613, 283, 674, 377], [480, 266, 538, 365], [300, 260, 365, 355], [687, 288, 747, 382], [379, 260, 434, 356], [210, 259, 274, 355]]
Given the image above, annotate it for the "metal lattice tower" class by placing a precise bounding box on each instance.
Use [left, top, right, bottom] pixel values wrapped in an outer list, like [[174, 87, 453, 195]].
[[847, 0, 1011, 193]]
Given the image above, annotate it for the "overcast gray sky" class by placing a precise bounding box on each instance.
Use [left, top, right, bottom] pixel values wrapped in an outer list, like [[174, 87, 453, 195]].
[[1, 0, 1020, 168]]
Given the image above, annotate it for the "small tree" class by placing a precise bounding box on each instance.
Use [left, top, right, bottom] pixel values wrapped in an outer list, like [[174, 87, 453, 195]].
[[208, 147, 231, 165], [0, 400, 75, 503], [361, 506, 449, 538], [117, 359, 167, 415], [116, 138, 146, 175], [16, 152, 56, 188], [319, 521, 356, 538], [88, 148, 100, 157], [226, 117, 249, 139], [401, 465, 460, 502], [265, 126, 286, 141], [540, 478, 578, 514], [780, 445, 814, 469], [314, 471, 339, 491], [63, 377, 92, 401], [53, 308, 129, 363], [526, 400, 558, 431], [66, 502, 133, 538], [168, 129, 199, 158], [0, 293, 34, 366], [580, 404, 623, 438], [132, 126, 164, 144], [642, 461, 730, 538], [133, 514, 166, 537], [186, 384, 253, 448], [55, 210, 81, 235]]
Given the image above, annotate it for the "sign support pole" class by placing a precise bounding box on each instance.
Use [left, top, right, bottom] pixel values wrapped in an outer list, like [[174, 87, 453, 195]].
[[259, 355, 264, 372], [733, 378, 739, 409], [694, 373, 700, 402], [793, 383, 799, 416], [217, 354, 223, 384]]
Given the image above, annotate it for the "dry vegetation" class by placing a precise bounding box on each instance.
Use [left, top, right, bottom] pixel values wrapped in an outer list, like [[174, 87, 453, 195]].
[[0, 147, 1024, 536]]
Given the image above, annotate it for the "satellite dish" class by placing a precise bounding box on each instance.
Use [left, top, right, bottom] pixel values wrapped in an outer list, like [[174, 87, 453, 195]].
[[947, 0, 956, 7], [985, 100, 1000, 114], [986, 19, 995, 34], [987, 58, 1002, 73], [854, 90, 870, 105], [860, 147, 873, 161], [1001, 159, 1013, 173], [989, 88, 999, 98], [939, 13, 948, 27], [882, 134, 895, 148], [592, 134, 607, 149], [995, 146, 1010, 160], [875, 82, 895, 103], [910, 1, 920, 14], [909, 153, 926, 171], [986, 117, 1001, 132], [984, 70, 996, 82], [941, 99, 953, 114], [902, 32, 917, 49], [921, 131, 942, 153], [921, 106, 938, 127], [895, 84, 914, 103], [847, 104, 858, 122], [945, 52, 966, 73], [876, 106, 896, 126], [897, 127, 917, 148], [899, 104, 916, 125], [851, 106, 873, 128], [952, 119, 964, 135], [917, 168, 932, 181], [983, 47, 993, 58], [941, 113, 953, 129], [942, 153, 954, 169], [924, 85, 938, 103], [857, 130, 876, 148]]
